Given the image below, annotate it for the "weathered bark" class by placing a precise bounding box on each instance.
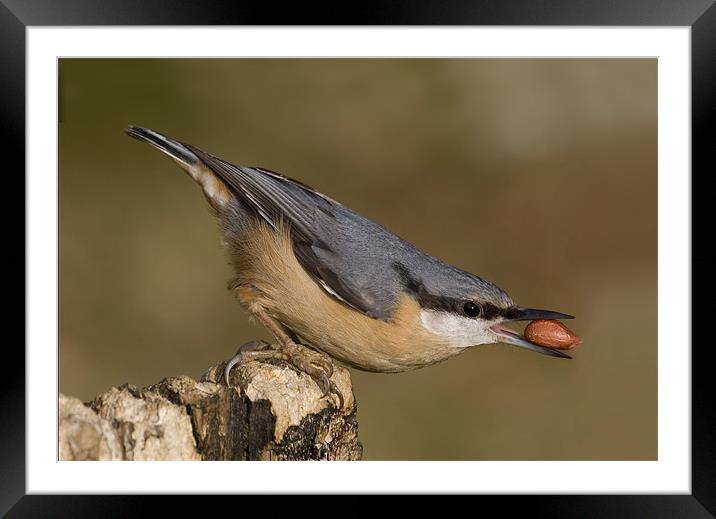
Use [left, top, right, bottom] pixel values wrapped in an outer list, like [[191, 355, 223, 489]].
[[59, 358, 362, 461]]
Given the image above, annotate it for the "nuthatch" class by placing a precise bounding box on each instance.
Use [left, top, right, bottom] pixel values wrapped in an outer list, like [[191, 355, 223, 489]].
[[126, 126, 574, 405]]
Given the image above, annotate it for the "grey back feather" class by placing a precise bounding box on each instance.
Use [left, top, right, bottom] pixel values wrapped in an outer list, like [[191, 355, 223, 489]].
[[133, 129, 513, 320]]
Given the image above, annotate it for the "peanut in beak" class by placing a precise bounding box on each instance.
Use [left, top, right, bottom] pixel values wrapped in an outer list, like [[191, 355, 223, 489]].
[[524, 319, 582, 350]]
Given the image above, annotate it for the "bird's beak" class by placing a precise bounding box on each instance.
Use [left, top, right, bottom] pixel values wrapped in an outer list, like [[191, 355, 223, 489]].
[[507, 307, 574, 322], [489, 307, 574, 359]]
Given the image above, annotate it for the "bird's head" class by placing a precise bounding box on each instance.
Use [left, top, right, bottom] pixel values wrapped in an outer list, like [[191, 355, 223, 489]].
[[395, 262, 573, 358]]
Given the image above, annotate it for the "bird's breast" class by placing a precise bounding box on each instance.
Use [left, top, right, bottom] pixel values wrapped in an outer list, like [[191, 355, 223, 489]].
[[226, 219, 463, 372]]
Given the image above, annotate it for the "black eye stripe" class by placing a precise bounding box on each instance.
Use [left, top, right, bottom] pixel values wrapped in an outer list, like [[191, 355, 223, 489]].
[[393, 262, 509, 320], [480, 303, 505, 320]]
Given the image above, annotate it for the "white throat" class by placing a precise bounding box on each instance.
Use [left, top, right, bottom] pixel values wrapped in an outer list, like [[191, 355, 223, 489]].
[[419, 309, 499, 348]]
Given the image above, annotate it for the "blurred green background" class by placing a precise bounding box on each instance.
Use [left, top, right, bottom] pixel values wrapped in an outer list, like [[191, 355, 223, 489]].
[[59, 59, 656, 460]]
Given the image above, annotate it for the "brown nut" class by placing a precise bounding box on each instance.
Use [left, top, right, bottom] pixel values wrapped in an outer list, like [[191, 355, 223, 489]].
[[524, 319, 581, 349]]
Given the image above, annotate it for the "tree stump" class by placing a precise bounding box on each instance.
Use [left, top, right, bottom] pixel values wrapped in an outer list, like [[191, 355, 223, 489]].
[[59, 358, 362, 461]]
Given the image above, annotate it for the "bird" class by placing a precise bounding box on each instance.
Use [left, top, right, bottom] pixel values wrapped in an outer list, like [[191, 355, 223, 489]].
[[125, 126, 574, 406]]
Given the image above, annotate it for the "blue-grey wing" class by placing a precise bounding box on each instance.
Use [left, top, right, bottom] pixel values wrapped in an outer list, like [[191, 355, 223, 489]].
[[188, 145, 401, 319], [292, 209, 410, 319]]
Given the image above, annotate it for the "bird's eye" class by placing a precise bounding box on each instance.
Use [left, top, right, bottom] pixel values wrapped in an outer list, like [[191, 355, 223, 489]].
[[463, 301, 482, 318]]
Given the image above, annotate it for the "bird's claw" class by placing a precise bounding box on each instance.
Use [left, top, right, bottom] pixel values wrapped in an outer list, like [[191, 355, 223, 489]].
[[311, 354, 334, 379], [224, 339, 272, 386], [281, 341, 344, 409], [223, 339, 344, 408], [326, 380, 344, 409]]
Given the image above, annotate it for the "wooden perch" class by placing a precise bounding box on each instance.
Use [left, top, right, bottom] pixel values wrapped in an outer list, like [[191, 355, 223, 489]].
[[59, 357, 363, 461]]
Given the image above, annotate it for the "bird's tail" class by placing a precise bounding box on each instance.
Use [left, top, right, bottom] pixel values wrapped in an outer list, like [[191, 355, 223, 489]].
[[125, 126, 200, 167], [125, 125, 233, 211]]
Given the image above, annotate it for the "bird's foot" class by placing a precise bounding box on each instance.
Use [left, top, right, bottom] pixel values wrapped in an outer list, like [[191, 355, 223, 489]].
[[281, 341, 344, 409], [223, 339, 343, 409], [223, 339, 273, 386]]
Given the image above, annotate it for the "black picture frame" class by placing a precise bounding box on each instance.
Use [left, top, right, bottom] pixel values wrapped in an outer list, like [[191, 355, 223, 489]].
[[4, 1, 713, 516]]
